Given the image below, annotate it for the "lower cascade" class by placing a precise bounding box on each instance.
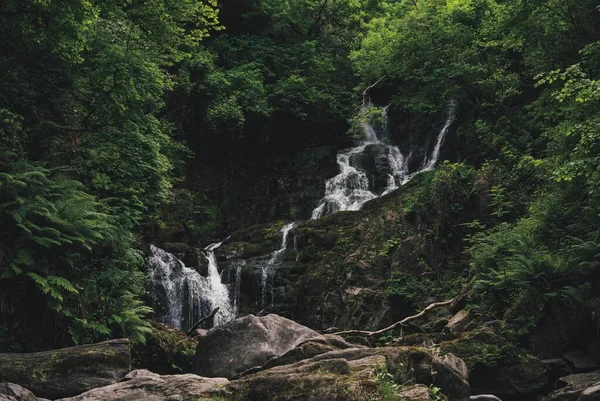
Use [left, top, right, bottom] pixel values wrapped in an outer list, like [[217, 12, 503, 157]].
[[147, 244, 234, 330], [261, 222, 297, 307], [312, 101, 457, 218]]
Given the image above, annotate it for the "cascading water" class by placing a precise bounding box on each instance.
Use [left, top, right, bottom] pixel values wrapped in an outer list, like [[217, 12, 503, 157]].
[[233, 261, 243, 316], [403, 101, 457, 183], [203, 241, 235, 325], [421, 100, 456, 172], [146, 244, 234, 330], [312, 101, 456, 218], [261, 222, 296, 307], [311, 144, 377, 219]]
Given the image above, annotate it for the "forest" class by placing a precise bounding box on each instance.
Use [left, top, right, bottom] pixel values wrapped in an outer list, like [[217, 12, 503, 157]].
[[0, 0, 599, 400]]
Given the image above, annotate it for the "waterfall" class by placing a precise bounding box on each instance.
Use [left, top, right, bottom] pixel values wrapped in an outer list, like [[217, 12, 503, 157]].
[[232, 260, 244, 316], [146, 244, 234, 330], [311, 144, 377, 219], [261, 222, 296, 307], [421, 101, 456, 172], [403, 101, 457, 183], [383, 146, 411, 195], [203, 241, 235, 325], [312, 101, 456, 218]]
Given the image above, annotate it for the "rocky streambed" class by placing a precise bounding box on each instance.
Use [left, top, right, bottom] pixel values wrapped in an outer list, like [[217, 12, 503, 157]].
[[1, 314, 599, 401]]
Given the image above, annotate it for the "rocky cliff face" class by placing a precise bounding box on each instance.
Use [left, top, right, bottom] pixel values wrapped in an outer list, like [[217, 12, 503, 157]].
[[208, 169, 477, 331]]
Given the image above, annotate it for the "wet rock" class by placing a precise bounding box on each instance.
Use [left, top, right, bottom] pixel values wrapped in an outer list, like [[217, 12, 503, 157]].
[[431, 318, 451, 332], [580, 384, 600, 401], [160, 242, 191, 254], [470, 396, 503, 401], [548, 372, 600, 401], [445, 310, 471, 333], [194, 314, 323, 378], [564, 351, 599, 373], [555, 371, 600, 390], [441, 353, 469, 380], [55, 370, 229, 401], [0, 339, 131, 399], [236, 334, 366, 377], [543, 358, 572, 384], [0, 383, 38, 401]]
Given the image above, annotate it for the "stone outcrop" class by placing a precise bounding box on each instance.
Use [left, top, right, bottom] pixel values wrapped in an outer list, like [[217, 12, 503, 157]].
[[228, 346, 470, 401], [440, 330, 548, 400], [564, 351, 599, 373], [55, 370, 229, 401], [0, 383, 39, 401], [445, 310, 472, 333], [236, 334, 364, 377], [194, 314, 325, 378], [547, 371, 600, 401], [0, 339, 131, 399]]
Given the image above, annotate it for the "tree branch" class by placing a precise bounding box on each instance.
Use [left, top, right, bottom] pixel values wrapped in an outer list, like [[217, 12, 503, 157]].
[[186, 307, 220, 336], [362, 74, 388, 100], [333, 298, 455, 337]]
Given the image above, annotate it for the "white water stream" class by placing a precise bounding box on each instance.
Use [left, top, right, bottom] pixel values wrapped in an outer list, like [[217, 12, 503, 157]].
[[261, 222, 296, 307], [147, 102, 456, 329], [312, 102, 456, 218], [147, 243, 234, 329]]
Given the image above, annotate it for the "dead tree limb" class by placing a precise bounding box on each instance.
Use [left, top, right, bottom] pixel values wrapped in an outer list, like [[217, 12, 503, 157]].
[[362, 74, 388, 99], [333, 298, 455, 337], [186, 307, 220, 336]]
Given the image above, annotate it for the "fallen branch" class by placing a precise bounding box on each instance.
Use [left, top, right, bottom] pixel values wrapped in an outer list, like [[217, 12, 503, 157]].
[[186, 307, 220, 336], [333, 298, 455, 337], [362, 74, 388, 99]]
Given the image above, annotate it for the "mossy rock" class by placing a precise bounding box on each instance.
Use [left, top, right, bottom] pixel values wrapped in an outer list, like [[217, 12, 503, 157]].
[[220, 241, 274, 259], [132, 322, 197, 374], [440, 329, 548, 399]]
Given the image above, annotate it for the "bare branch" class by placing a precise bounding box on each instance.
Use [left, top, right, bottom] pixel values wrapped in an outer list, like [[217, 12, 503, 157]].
[[186, 307, 220, 336], [362, 74, 388, 99], [333, 298, 455, 337]]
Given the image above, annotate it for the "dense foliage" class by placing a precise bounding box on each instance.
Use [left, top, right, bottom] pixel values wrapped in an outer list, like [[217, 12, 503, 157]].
[[1, 0, 598, 352], [351, 0, 600, 344], [0, 0, 219, 350]]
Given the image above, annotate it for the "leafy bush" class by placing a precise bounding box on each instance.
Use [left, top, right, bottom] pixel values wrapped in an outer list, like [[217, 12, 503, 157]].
[[0, 148, 151, 349]]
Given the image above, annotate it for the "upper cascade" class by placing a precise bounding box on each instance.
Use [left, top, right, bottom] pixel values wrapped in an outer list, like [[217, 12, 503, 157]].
[[146, 244, 234, 330], [312, 101, 456, 219]]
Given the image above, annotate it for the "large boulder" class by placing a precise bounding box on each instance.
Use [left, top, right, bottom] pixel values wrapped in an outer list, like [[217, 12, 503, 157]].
[[227, 346, 470, 401], [440, 330, 548, 400], [0, 339, 131, 399], [194, 314, 324, 378], [580, 384, 600, 401], [55, 370, 229, 401], [445, 310, 472, 333], [548, 371, 600, 401], [0, 384, 39, 401], [563, 351, 599, 373], [236, 334, 364, 377]]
